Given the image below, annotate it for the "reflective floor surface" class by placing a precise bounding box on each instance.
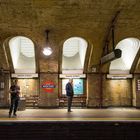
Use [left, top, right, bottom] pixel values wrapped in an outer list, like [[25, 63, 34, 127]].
[[1, 108, 140, 121]]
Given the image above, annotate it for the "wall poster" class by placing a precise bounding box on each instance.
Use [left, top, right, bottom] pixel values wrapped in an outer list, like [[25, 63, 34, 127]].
[[136, 79, 140, 91], [62, 79, 83, 95]]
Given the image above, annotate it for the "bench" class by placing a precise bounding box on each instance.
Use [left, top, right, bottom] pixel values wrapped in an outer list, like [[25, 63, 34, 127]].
[[57, 97, 86, 107], [25, 95, 39, 108]]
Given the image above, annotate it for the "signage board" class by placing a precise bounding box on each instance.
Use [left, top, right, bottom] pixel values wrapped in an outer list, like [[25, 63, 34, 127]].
[[11, 73, 38, 78], [59, 74, 86, 78], [42, 81, 55, 93]]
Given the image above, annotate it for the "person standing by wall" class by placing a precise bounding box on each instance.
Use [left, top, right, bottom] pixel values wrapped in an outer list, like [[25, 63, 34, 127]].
[[9, 79, 20, 118], [66, 79, 74, 112]]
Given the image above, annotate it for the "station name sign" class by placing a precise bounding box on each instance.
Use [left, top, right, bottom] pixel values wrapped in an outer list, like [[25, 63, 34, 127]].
[[59, 74, 86, 78], [11, 73, 38, 78], [42, 81, 55, 93]]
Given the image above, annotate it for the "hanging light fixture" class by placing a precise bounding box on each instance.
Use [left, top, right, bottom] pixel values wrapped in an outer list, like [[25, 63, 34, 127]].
[[43, 30, 53, 56]]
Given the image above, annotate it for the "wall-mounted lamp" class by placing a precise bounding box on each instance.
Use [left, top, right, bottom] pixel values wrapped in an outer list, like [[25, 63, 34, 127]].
[[43, 30, 53, 56]]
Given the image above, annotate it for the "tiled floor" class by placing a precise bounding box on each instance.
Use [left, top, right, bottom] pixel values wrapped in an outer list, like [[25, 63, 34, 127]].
[[1, 108, 140, 121]]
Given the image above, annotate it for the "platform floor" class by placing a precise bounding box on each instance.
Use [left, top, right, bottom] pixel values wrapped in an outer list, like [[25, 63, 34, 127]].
[[1, 108, 140, 122]]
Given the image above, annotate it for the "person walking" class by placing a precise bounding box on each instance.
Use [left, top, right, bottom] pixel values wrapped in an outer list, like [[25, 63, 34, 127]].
[[66, 79, 74, 112], [9, 79, 20, 118]]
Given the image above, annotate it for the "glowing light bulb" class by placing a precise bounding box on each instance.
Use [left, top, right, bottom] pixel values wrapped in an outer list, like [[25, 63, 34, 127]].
[[43, 47, 52, 56]]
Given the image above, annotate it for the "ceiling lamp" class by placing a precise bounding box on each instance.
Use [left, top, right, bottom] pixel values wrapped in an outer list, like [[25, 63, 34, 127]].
[[43, 47, 52, 56], [43, 30, 53, 56]]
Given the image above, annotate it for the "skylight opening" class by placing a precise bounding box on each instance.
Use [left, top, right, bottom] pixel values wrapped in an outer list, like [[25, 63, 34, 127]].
[[62, 37, 88, 74], [109, 38, 140, 74], [9, 36, 36, 73]]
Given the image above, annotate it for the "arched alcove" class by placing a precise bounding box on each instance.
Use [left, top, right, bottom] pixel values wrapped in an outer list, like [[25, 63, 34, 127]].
[[9, 36, 36, 73], [62, 37, 88, 74], [109, 38, 140, 75]]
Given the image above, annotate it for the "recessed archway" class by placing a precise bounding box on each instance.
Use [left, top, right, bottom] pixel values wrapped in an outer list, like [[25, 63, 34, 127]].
[[9, 36, 36, 73], [62, 37, 88, 74], [109, 38, 140, 74]]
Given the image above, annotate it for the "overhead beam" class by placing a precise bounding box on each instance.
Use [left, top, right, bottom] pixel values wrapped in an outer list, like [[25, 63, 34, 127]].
[[102, 10, 121, 56]]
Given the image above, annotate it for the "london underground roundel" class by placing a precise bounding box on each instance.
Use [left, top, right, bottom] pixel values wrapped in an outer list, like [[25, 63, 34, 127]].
[[42, 81, 55, 93]]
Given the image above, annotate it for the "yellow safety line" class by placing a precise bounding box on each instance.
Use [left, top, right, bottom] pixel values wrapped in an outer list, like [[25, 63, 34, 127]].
[[1, 117, 140, 121]]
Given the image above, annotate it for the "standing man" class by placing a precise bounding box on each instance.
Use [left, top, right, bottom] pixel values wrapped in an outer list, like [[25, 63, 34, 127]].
[[9, 79, 20, 118], [66, 79, 74, 112]]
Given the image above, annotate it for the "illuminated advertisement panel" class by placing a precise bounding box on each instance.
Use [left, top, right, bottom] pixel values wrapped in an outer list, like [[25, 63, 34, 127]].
[[62, 79, 83, 95]]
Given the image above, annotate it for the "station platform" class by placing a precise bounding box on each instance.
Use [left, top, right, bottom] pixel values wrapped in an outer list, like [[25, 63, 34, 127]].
[[1, 108, 140, 139], [0, 108, 140, 121]]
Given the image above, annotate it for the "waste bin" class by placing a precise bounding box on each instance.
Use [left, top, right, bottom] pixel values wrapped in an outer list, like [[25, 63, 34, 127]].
[[18, 97, 26, 111]]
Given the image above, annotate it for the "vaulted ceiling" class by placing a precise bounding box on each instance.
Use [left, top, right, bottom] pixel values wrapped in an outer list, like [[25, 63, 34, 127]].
[[0, 0, 140, 73]]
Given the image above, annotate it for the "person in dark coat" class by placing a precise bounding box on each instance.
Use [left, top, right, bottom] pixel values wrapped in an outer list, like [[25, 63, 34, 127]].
[[9, 79, 20, 118], [66, 79, 74, 112]]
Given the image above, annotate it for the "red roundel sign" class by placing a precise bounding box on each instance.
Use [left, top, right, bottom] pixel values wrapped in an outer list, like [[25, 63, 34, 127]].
[[42, 81, 55, 93]]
